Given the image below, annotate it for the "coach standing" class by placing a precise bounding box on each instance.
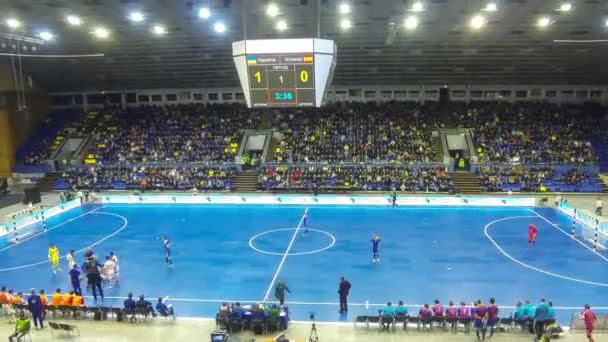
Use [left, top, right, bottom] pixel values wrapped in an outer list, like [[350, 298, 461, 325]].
[[338, 276, 351, 313]]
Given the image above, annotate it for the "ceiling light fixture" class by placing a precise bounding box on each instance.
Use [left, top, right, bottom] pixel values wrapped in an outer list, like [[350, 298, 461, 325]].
[[66, 15, 82, 26], [404, 16, 419, 30], [266, 3, 280, 17], [152, 25, 167, 36], [339, 3, 351, 15], [340, 18, 352, 30], [537, 16, 552, 27], [214, 21, 226, 33], [558, 2, 572, 12], [470, 14, 487, 29], [483, 3, 497, 12], [199, 7, 211, 19], [129, 11, 145, 22], [92, 27, 110, 39], [38, 31, 54, 41], [411, 1, 424, 12], [276, 19, 288, 31], [6, 18, 21, 29]]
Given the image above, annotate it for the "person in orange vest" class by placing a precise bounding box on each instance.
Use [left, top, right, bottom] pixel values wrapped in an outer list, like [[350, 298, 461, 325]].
[[39, 290, 48, 308], [61, 291, 74, 306], [0, 286, 9, 305], [50, 289, 62, 306], [12, 292, 24, 305], [71, 293, 84, 307]]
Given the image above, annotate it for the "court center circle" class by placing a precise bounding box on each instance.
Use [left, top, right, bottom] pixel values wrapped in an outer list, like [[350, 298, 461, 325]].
[[249, 228, 336, 256]]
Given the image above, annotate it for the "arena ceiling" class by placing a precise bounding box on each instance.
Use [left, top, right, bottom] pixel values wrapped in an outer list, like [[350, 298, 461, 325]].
[[1, 0, 608, 92]]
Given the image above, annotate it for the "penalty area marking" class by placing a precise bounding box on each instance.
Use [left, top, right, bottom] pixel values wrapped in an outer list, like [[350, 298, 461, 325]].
[[249, 228, 336, 256], [0, 211, 128, 272], [484, 215, 608, 287]]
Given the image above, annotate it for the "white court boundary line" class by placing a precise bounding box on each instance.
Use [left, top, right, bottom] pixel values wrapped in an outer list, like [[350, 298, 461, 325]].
[[262, 208, 309, 301], [249, 227, 336, 256], [102, 204, 529, 211], [0, 211, 128, 272], [529, 209, 608, 263], [484, 215, 608, 287], [0, 206, 102, 253]]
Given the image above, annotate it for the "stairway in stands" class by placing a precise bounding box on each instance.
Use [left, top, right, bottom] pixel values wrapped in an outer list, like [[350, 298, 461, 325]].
[[36, 172, 62, 192], [231, 171, 259, 193], [598, 174, 608, 193], [450, 172, 482, 194], [431, 136, 444, 162]]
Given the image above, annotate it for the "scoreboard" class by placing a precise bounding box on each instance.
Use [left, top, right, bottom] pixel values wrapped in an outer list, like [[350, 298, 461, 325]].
[[233, 39, 336, 108]]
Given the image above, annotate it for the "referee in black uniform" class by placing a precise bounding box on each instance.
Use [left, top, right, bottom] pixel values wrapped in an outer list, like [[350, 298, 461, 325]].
[[338, 276, 351, 313]]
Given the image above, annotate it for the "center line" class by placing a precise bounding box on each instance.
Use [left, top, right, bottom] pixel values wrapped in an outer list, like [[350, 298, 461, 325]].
[[263, 208, 309, 302]]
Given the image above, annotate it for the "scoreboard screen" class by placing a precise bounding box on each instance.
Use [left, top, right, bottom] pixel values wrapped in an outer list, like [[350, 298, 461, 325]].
[[233, 39, 336, 108], [247, 54, 315, 107]]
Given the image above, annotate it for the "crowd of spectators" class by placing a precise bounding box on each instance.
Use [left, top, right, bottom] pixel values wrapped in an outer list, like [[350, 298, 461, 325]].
[[88, 104, 260, 164], [55, 166, 236, 191], [258, 165, 453, 192], [271, 102, 442, 163], [454, 101, 600, 164], [477, 166, 600, 192]]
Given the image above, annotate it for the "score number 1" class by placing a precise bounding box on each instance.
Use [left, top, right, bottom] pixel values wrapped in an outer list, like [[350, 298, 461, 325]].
[[255, 71, 307, 84]]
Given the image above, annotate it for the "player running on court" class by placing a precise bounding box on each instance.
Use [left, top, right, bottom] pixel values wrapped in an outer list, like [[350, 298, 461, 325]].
[[48, 243, 62, 274], [162, 235, 172, 264], [302, 211, 308, 236], [371, 233, 381, 263], [528, 224, 537, 248]]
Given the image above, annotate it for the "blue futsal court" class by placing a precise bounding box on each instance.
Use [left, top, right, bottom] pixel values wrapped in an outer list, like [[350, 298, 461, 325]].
[[1, 203, 607, 324]]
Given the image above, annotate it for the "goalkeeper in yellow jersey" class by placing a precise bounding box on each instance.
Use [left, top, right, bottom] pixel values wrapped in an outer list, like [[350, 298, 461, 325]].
[[48, 243, 62, 274]]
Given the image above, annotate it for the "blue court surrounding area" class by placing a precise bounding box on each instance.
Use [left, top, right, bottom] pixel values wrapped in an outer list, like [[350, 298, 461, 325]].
[[1, 203, 607, 324]]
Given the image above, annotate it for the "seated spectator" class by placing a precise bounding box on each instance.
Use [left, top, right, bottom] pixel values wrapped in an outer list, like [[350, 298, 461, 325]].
[[156, 297, 176, 319], [446, 301, 458, 318], [432, 299, 444, 317], [419, 304, 432, 319], [136, 295, 156, 317], [380, 302, 395, 330], [50, 289, 62, 306], [124, 293, 136, 310], [8, 312, 29, 342], [395, 300, 408, 317]]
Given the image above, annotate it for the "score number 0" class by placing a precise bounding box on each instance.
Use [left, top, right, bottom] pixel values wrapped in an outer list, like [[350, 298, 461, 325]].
[[253, 70, 308, 84]]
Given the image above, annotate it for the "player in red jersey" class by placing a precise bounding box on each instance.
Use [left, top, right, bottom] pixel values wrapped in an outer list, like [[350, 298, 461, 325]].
[[583, 304, 597, 342], [528, 224, 537, 248]]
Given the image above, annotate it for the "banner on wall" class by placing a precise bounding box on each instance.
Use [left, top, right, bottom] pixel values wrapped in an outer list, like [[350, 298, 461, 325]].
[[100, 194, 536, 207]]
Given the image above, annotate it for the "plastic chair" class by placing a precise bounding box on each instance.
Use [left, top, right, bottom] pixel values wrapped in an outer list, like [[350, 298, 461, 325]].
[[354, 316, 368, 331]]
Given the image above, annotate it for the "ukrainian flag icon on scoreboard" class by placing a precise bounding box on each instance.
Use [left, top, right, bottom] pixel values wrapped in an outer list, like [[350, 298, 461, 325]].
[[303, 55, 313, 63], [247, 56, 257, 65]]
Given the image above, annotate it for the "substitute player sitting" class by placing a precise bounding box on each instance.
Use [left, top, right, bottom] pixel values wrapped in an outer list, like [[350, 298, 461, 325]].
[[371, 233, 381, 263], [48, 243, 62, 274], [528, 224, 537, 248]]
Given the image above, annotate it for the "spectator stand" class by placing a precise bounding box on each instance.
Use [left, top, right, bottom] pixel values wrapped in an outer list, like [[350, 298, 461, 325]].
[[473, 163, 604, 193], [258, 162, 454, 193]]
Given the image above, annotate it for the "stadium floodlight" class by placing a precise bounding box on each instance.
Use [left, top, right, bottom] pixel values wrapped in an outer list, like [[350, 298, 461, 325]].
[[199, 7, 211, 19], [66, 15, 82, 26], [558, 2, 572, 12], [129, 11, 145, 22], [537, 16, 552, 27], [483, 2, 497, 12], [470, 14, 487, 29], [266, 3, 280, 18], [410, 1, 424, 12], [339, 3, 351, 15], [152, 24, 167, 36], [340, 18, 352, 30], [275, 19, 288, 31], [92, 26, 110, 39], [38, 31, 54, 41], [6, 18, 21, 29], [606, 19, 608, 27], [404, 16, 419, 30], [213, 21, 226, 33]]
